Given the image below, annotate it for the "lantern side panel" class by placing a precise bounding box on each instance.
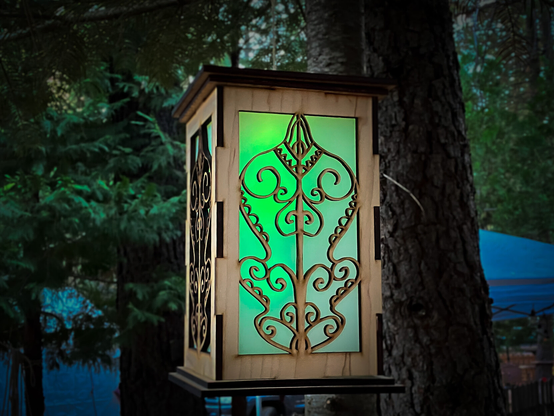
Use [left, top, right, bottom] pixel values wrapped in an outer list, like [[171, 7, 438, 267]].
[[238, 112, 361, 355], [188, 121, 213, 353], [216, 86, 380, 380], [184, 89, 218, 379]]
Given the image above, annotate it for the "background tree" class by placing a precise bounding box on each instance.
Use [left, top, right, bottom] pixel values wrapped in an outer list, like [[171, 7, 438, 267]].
[[455, 0, 554, 382], [454, 0, 554, 244], [108, 70, 203, 416], [364, 0, 506, 414], [0, 62, 191, 415], [0, 76, 124, 415], [493, 317, 537, 361]]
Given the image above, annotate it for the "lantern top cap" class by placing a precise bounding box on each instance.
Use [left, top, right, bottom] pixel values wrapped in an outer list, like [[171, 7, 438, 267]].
[[172, 65, 396, 122]]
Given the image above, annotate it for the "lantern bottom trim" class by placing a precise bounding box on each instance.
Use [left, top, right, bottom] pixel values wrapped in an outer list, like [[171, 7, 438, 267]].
[[169, 367, 404, 397]]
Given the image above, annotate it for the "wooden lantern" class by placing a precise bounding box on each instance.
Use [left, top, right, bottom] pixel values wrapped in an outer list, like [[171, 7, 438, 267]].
[[169, 66, 402, 396]]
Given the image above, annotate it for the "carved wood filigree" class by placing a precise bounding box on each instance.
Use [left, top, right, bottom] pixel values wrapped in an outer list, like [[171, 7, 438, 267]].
[[189, 122, 212, 353], [239, 113, 360, 355]]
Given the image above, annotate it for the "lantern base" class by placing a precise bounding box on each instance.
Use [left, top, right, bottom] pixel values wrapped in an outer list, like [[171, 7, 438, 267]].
[[169, 367, 404, 397]]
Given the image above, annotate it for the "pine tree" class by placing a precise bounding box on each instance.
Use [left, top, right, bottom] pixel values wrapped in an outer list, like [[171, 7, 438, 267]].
[[0, 64, 191, 414], [455, 0, 554, 244]]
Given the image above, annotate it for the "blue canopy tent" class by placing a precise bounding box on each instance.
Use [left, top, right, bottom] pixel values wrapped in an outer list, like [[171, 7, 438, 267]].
[[481, 230, 554, 321]]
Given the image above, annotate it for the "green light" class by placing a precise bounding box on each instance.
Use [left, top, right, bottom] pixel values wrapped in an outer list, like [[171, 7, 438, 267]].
[[238, 112, 360, 355]]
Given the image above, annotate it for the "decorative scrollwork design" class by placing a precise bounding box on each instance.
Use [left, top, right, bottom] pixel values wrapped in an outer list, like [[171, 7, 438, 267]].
[[239, 113, 360, 356], [189, 123, 212, 353]]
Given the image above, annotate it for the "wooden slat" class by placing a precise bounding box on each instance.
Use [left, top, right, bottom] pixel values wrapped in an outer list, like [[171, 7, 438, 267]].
[[376, 313, 384, 376], [374, 206, 381, 260], [176, 367, 398, 388], [216, 201, 224, 258], [506, 379, 554, 416]]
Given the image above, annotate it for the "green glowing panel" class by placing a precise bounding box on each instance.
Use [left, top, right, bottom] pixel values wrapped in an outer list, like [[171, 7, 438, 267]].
[[238, 111, 360, 355]]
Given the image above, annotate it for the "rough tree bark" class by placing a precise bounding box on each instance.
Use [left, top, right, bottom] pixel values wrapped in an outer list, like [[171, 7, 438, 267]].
[[364, 0, 506, 415], [306, 0, 364, 75]]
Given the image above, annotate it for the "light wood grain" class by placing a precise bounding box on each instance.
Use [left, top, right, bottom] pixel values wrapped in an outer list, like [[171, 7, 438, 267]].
[[213, 86, 382, 380]]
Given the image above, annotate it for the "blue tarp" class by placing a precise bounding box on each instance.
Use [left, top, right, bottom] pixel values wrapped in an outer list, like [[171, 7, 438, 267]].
[[481, 230, 554, 321]]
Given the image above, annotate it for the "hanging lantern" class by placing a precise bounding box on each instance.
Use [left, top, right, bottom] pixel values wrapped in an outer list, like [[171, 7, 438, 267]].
[[169, 66, 401, 396]]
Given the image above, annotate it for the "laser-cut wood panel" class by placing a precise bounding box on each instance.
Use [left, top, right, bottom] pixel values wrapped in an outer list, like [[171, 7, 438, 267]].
[[184, 88, 218, 380], [173, 67, 395, 391], [214, 86, 380, 380]]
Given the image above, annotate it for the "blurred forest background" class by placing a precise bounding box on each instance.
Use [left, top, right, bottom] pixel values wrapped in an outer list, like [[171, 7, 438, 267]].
[[0, 0, 552, 414]]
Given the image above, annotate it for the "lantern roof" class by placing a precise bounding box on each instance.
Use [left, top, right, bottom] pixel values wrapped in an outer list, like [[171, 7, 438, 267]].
[[172, 65, 396, 123]]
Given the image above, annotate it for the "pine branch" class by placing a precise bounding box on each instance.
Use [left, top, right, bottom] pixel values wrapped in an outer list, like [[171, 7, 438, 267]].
[[292, 0, 307, 23], [0, 0, 196, 42], [453, 0, 522, 17], [76, 276, 117, 284], [41, 311, 66, 327]]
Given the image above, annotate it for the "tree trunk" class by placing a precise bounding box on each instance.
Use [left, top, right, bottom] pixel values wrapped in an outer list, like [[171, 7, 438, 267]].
[[364, 0, 506, 415], [9, 349, 19, 416], [117, 240, 204, 416], [23, 303, 45, 416], [306, 0, 365, 75], [304, 1, 377, 415]]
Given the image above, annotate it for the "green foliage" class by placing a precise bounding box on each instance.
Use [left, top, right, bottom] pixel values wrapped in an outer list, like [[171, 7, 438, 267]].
[[455, 2, 554, 243], [125, 275, 187, 328], [42, 289, 118, 371], [0, 67, 189, 368], [0, 0, 306, 122], [236, 1, 306, 71], [493, 317, 537, 353]]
